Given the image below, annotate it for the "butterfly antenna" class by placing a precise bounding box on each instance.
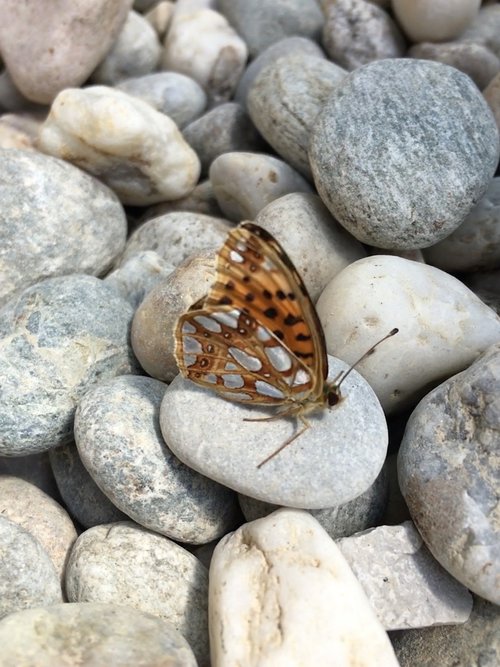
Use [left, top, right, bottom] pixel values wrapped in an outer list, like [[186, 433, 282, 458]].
[[334, 328, 399, 390]]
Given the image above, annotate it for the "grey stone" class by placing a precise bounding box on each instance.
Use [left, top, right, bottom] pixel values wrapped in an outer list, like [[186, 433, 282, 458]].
[[0, 148, 127, 307], [398, 342, 500, 604], [459, 4, 500, 58], [465, 269, 500, 296], [247, 53, 346, 177], [217, 0, 324, 58], [161, 356, 388, 509], [141, 180, 223, 221], [0, 602, 197, 667], [75, 375, 240, 543], [65, 521, 209, 666], [0, 275, 137, 456], [338, 522, 473, 630], [117, 71, 207, 128], [0, 516, 62, 619], [310, 59, 500, 249], [0, 452, 58, 498]]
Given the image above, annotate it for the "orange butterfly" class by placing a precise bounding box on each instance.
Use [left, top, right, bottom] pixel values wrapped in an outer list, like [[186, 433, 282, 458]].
[[174, 222, 397, 467]]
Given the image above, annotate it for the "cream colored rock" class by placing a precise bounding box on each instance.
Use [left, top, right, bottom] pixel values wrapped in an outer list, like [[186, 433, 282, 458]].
[[484, 72, 500, 132], [162, 8, 248, 104], [0, 113, 41, 150], [209, 509, 399, 667], [37, 86, 200, 205], [392, 0, 481, 42], [145, 1, 175, 38], [316, 255, 500, 412]]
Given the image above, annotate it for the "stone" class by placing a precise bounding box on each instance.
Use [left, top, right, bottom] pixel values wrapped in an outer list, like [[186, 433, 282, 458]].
[[0, 452, 58, 498], [0, 112, 40, 150], [37, 86, 200, 206], [392, 0, 481, 43], [0, 0, 132, 103], [310, 59, 500, 250], [0, 70, 37, 112], [466, 269, 500, 296], [316, 255, 500, 413], [0, 148, 127, 308], [209, 509, 399, 666], [65, 521, 209, 666], [145, 1, 175, 39], [217, 0, 324, 59], [458, 4, 500, 58], [338, 522, 473, 629], [423, 177, 500, 272], [484, 71, 500, 132], [247, 53, 346, 177], [255, 193, 366, 301], [161, 356, 388, 509], [209, 152, 312, 222], [398, 343, 500, 604], [104, 251, 174, 308], [75, 375, 240, 543], [91, 10, 161, 85], [117, 71, 206, 128], [142, 181, 223, 220], [0, 275, 137, 456], [0, 475, 77, 585], [0, 603, 197, 667], [0, 516, 62, 619], [322, 0, 405, 71]]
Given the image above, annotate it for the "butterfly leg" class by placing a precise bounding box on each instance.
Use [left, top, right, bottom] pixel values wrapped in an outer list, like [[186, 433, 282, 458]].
[[256, 413, 311, 469]]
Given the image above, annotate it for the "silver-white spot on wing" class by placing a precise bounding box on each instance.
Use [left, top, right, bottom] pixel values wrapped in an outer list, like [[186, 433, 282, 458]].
[[265, 346, 292, 372], [255, 380, 285, 399], [181, 321, 196, 334], [220, 391, 252, 401], [205, 373, 217, 384], [256, 326, 272, 342], [293, 368, 311, 386], [183, 336, 202, 366], [223, 374, 244, 389], [236, 241, 247, 253], [262, 257, 277, 272], [229, 250, 244, 263], [229, 347, 262, 371], [224, 362, 239, 372], [212, 309, 239, 329], [193, 315, 222, 333]]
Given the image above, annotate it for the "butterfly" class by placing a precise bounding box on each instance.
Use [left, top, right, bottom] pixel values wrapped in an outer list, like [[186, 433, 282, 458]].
[[174, 222, 397, 467]]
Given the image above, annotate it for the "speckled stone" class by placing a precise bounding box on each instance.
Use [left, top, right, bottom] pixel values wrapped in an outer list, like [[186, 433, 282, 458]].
[[398, 342, 500, 604], [104, 251, 174, 308], [0, 275, 137, 456], [0, 148, 127, 308], [309, 59, 500, 249]]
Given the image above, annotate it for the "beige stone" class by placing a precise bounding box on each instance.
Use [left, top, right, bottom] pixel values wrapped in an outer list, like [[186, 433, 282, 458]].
[[484, 71, 500, 131], [392, 0, 481, 42]]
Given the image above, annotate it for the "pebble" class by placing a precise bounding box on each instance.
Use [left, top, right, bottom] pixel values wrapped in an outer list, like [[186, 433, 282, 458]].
[[322, 0, 405, 71], [338, 522, 473, 629], [0, 275, 138, 456], [255, 192, 366, 301], [316, 255, 500, 413], [310, 59, 500, 250], [117, 71, 207, 127], [423, 177, 500, 272], [65, 521, 209, 665], [75, 375, 239, 543], [0, 112, 40, 150], [0, 452, 59, 498], [0, 70, 36, 113], [458, 4, 500, 57], [0, 1, 132, 103], [0, 148, 127, 308], [484, 71, 500, 132], [209, 151, 312, 221], [0, 602, 197, 667], [37, 86, 200, 206], [392, 0, 481, 42], [247, 52, 346, 177], [0, 516, 63, 619], [142, 180, 223, 221], [104, 250, 174, 308], [145, 1, 175, 40], [398, 342, 500, 604], [161, 355, 388, 509], [209, 509, 399, 666]]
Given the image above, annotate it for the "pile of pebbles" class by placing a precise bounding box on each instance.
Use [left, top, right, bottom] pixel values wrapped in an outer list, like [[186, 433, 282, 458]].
[[0, 0, 499, 665]]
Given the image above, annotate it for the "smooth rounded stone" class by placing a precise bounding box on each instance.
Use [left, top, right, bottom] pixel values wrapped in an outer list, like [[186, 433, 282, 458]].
[[105, 250, 175, 308], [0, 475, 76, 585], [209, 509, 399, 667], [392, 0, 481, 42], [0, 148, 127, 308], [0, 275, 137, 456], [66, 522, 209, 666], [367, 246, 425, 263], [409, 41, 500, 90], [391, 595, 500, 667], [322, 0, 405, 71], [91, 10, 161, 85], [209, 152, 312, 222], [183, 103, 265, 176], [117, 72, 207, 128], [162, 9, 248, 105], [316, 255, 500, 413], [37, 86, 200, 206], [0, 452, 58, 498], [145, 1, 175, 40], [132, 252, 215, 382], [423, 177, 500, 272], [161, 356, 388, 509], [484, 71, 500, 132], [0, 1, 132, 104], [235, 36, 325, 107], [0, 113, 40, 150], [75, 375, 239, 543], [142, 181, 223, 220], [338, 522, 473, 630], [0, 603, 197, 667], [217, 0, 324, 59], [457, 5, 500, 58], [0, 516, 62, 619], [49, 443, 128, 528], [247, 53, 346, 177], [310, 60, 500, 250], [398, 343, 500, 604], [255, 193, 366, 301]]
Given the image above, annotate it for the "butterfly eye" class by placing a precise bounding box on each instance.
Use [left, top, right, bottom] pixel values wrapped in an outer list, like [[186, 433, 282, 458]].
[[327, 390, 340, 407]]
